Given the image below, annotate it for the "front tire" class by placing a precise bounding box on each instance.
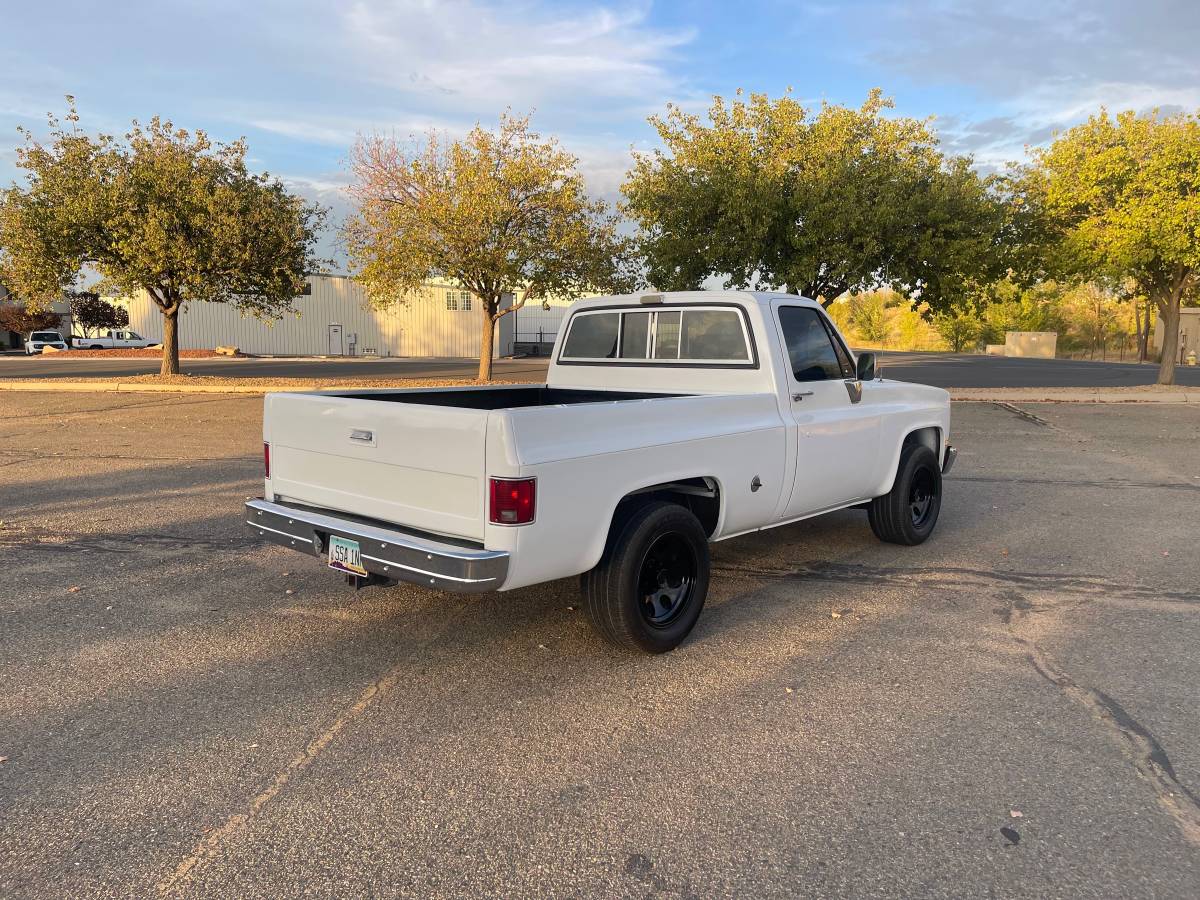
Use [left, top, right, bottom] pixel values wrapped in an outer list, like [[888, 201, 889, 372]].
[[582, 501, 710, 654], [868, 444, 942, 545]]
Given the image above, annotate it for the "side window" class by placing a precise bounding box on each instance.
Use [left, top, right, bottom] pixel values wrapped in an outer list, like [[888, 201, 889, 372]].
[[619, 312, 651, 359], [778, 306, 843, 382], [652, 311, 681, 359], [562, 312, 619, 358], [680, 309, 750, 361], [445, 291, 458, 311]]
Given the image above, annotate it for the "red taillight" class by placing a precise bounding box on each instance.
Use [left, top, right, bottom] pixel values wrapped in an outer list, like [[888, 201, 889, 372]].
[[489, 477, 536, 525], [263, 442, 271, 478]]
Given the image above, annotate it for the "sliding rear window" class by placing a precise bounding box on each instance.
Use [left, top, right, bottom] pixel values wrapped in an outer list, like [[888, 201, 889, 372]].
[[560, 306, 754, 366]]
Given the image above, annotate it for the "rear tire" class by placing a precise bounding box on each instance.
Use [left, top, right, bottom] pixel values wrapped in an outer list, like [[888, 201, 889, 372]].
[[868, 444, 942, 545], [582, 501, 710, 654]]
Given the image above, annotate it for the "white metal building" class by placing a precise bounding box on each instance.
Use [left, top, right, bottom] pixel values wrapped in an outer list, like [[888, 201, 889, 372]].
[[116, 274, 576, 358]]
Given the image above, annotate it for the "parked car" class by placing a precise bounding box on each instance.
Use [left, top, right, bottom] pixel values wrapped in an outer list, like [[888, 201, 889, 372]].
[[24, 330, 68, 354], [74, 329, 156, 350], [246, 291, 955, 653]]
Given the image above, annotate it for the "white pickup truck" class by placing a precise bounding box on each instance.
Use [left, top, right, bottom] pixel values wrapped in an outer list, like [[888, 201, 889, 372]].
[[247, 291, 955, 653], [74, 328, 156, 350]]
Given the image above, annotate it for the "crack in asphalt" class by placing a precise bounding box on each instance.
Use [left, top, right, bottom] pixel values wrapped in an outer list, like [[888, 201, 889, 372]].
[[1024, 641, 1200, 847], [954, 474, 1200, 492], [993, 401, 1056, 428], [0, 449, 260, 463], [155, 609, 468, 898], [0, 530, 259, 554], [988, 587, 1200, 848], [711, 560, 1200, 606]]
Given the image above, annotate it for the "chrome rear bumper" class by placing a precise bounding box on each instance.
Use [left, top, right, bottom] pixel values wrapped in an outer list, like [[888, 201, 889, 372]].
[[942, 443, 957, 475], [244, 498, 508, 593]]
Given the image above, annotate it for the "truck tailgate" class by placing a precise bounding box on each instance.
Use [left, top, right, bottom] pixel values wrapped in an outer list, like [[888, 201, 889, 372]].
[[264, 392, 489, 541]]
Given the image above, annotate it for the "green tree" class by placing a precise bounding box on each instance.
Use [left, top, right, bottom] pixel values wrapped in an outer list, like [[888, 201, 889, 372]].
[[0, 101, 325, 374], [847, 292, 891, 344], [1021, 109, 1200, 384], [933, 305, 983, 352], [622, 89, 1006, 309], [345, 113, 636, 381], [68, 290, 129, 337]]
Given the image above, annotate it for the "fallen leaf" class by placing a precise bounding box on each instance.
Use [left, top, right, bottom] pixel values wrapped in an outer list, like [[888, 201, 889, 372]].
[[830, 611, 841, 619], [1010, 810, 1023, 818], [67, 586, 80, 593], [785, 687, 794, 694]]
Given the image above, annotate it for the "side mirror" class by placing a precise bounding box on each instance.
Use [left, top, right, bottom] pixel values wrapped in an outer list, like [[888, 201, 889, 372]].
[[855, 352, 876, 381]]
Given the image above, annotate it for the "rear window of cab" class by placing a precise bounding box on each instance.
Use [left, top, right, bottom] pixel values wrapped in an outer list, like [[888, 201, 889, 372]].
[[560, 307, 754, 365]]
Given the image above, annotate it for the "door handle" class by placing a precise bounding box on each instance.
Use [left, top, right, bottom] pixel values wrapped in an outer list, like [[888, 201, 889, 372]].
[[792, 391, 814, 401]]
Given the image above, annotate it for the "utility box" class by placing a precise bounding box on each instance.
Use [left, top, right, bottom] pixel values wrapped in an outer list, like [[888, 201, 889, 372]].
[[1004, 331, 1057, 359]]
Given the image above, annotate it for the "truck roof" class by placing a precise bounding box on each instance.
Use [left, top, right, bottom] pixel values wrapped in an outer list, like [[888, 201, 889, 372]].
[[567, 290, 824, 312]]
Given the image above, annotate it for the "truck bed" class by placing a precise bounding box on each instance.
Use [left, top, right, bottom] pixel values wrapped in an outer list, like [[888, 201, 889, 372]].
[[327, 385, 682, 409]]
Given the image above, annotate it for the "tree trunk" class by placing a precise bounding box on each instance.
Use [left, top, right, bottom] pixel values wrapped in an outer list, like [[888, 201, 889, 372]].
[[1155, 289, 1180, 386], [161, 306, 181, 376], [1134, 300, 1146, 362], [477, 304, 496, 382]]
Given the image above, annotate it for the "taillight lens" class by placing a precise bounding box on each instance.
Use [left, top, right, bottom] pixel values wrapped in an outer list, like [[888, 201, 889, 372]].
[[489, 477, 536, 525], [263, 442, 271, 478]]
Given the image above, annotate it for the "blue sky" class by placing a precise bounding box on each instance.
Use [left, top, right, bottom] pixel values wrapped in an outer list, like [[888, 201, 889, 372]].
[[3, 0, 1198, 264]]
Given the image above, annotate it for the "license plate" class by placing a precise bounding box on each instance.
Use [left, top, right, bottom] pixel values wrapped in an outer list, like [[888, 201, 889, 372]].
[[327, 535, 367, 576]]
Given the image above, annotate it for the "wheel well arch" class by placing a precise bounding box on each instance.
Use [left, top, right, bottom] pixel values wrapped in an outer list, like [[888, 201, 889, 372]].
[[875, 424, 943, 497], [610, 477, 722, 540], [902, 426, 942, 459]]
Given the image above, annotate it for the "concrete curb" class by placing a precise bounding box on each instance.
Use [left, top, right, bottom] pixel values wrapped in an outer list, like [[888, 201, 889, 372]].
[[0, 381, 284, 394], [1, 381, 1198, 401], [949, 389, 1200, 403]]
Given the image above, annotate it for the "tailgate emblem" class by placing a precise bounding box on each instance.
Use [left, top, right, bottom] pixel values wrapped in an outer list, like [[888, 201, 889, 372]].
[[349, 428, 376, 445]]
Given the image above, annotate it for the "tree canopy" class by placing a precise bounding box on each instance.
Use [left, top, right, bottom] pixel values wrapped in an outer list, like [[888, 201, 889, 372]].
[[621, 89, 1006, 309], [345, 113, 636, 380], [0, 101, 326, 374], [1018, 108, 1200, 384]]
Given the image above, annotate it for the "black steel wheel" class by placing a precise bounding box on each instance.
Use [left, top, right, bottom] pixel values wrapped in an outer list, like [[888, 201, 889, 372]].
[[868, 444, 942, 545], [637, 532, 700, 629], [582, 501, 710, 653]]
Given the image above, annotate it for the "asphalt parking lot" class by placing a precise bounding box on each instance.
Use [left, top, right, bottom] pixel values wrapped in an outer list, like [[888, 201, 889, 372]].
[[2, 393, 1200, 898], [4, 350, 1200, 388]]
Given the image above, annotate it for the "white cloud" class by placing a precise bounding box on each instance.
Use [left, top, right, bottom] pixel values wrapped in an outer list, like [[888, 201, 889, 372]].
[[337, 0, 693, 118], [855, 0, 1200, 161]]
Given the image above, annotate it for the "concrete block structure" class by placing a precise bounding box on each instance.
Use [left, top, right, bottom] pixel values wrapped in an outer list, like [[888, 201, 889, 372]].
[[1004, 331, 1058, 359]]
